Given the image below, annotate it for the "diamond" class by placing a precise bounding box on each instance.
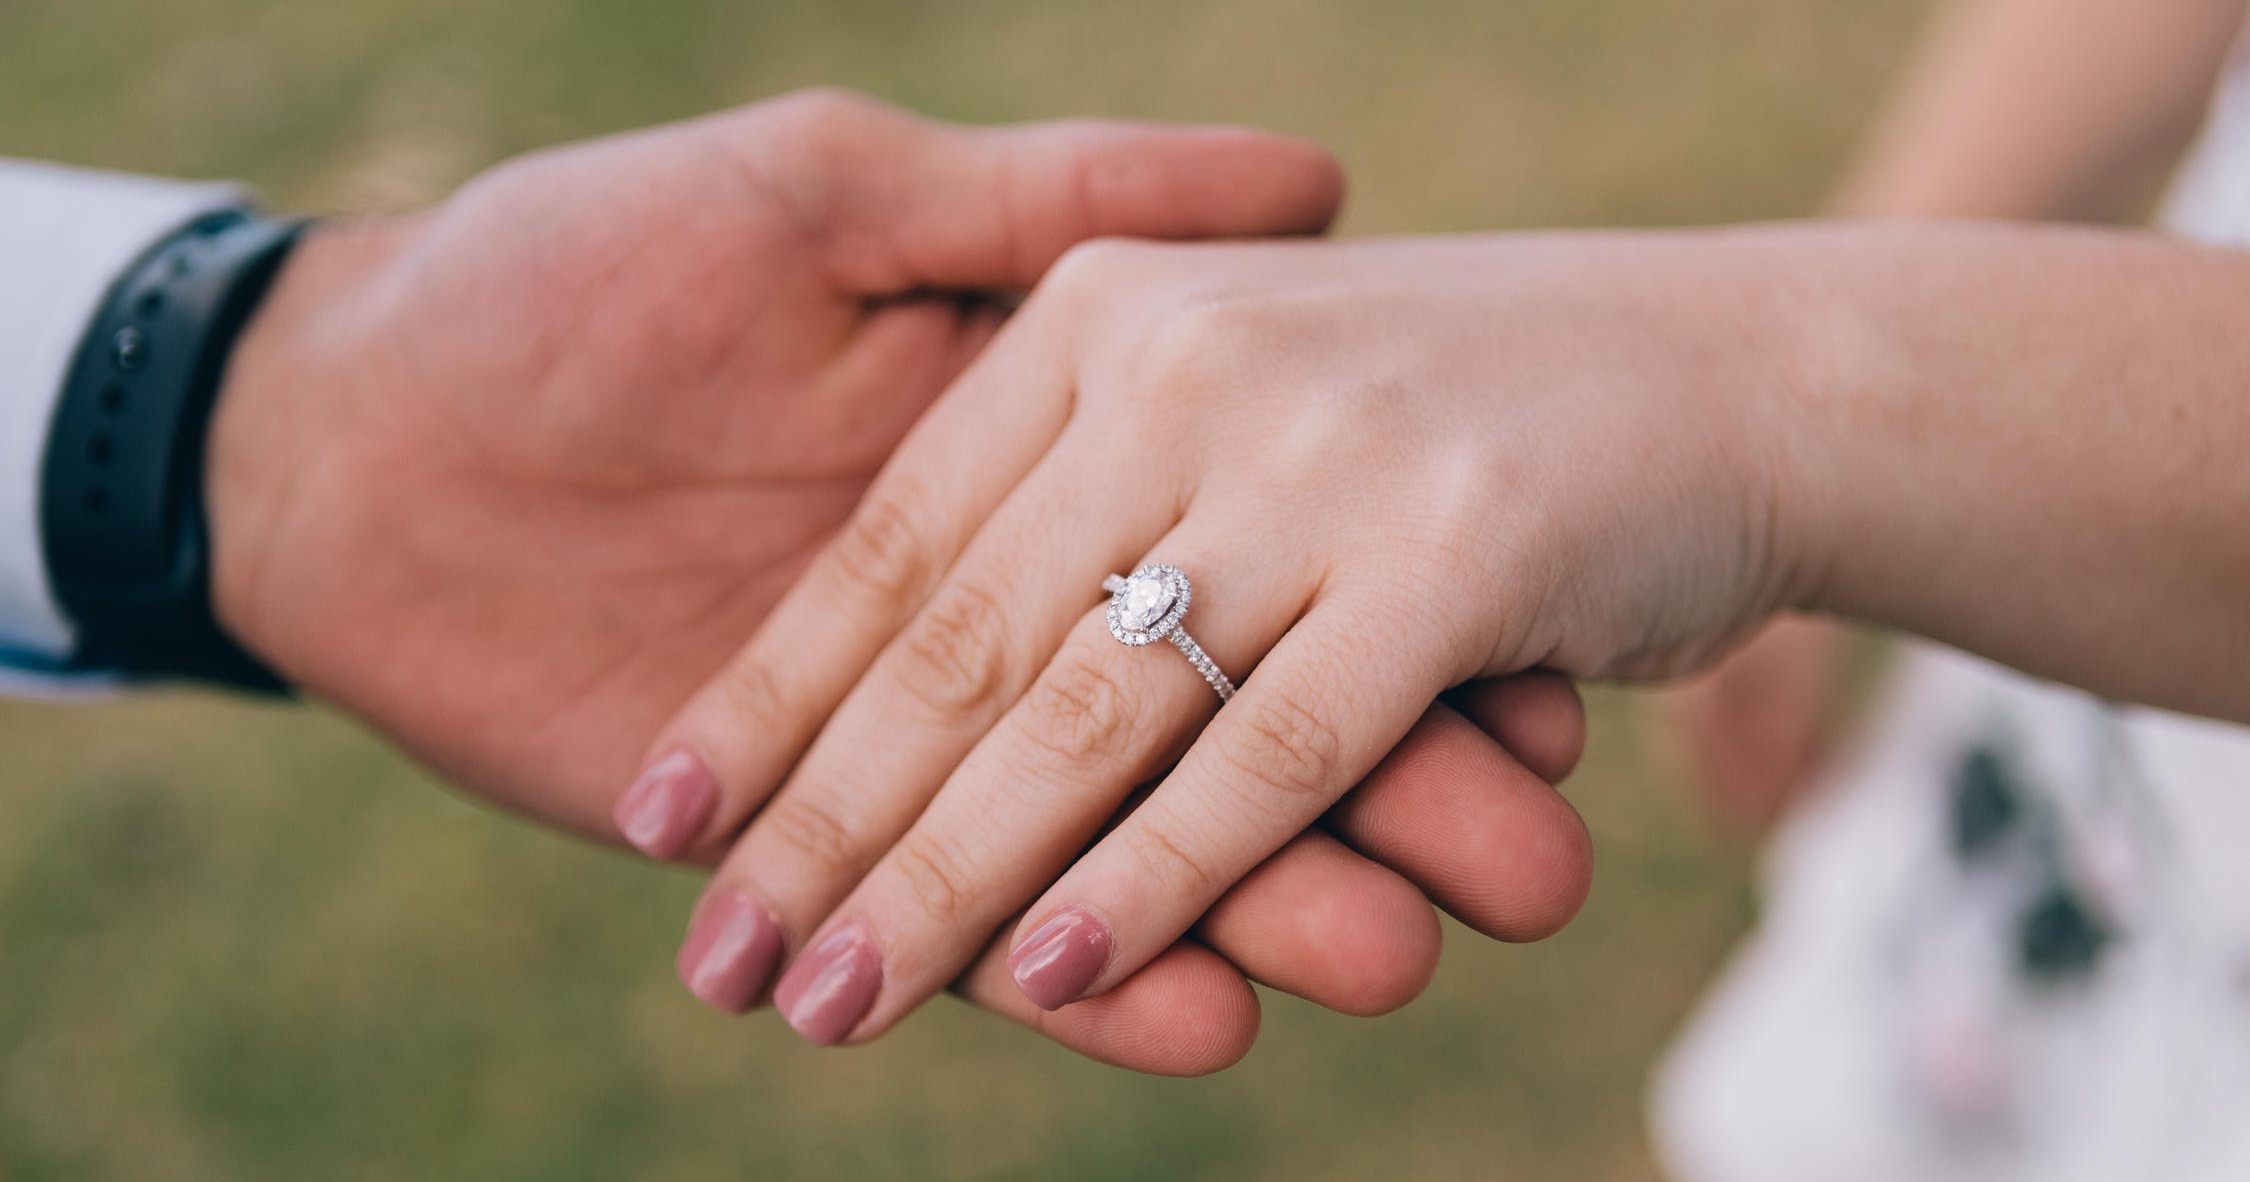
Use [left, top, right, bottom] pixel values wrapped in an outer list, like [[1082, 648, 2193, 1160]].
[[1117, 571, 1175, 630], [1100, 564, 1232, 699]]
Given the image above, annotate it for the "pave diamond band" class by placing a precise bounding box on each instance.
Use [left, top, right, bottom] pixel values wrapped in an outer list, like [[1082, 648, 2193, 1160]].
[[1102, 565, 1236, 703]]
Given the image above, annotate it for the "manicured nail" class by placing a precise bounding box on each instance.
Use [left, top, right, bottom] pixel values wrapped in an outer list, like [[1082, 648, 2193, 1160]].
[[1008, 907, 1113, 1011], [774, 925, 882, 1046], [615, 748, 718, 858], [677, 889, 783, 1012]]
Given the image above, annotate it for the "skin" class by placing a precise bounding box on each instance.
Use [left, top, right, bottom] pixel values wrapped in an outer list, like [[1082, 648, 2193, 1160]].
[[1661, 0, 2250, 832], [655, 217, 2250, 1047], [202, 90, 1594, 1074]]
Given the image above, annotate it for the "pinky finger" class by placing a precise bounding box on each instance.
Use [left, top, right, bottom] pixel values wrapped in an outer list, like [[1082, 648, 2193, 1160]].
[[1006, 594, 1456, 1010]]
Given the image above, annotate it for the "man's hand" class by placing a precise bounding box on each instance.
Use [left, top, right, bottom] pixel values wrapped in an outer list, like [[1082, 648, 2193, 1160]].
[[195, 91, 1593, 1073], [208, 90, 1341, 828]]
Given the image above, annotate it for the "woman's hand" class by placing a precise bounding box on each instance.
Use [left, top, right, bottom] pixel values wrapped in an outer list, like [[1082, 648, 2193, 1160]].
[[632, 191, 2250, 1053], [643, 230, 1809, 1043], [209, 90, 1603, 1074], [209, 91, 1617, 1074], [748, 676, 1594, 1071]]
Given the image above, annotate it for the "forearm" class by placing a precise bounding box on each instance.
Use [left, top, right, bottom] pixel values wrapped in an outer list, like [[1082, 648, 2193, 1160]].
[[1777, 220, 2250, 719], [1835, 0, 2245, 220]]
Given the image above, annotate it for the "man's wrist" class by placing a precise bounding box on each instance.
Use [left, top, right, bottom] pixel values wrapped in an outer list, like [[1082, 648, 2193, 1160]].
[[204, 218, 404, 679], [40, 211, 313, 689]]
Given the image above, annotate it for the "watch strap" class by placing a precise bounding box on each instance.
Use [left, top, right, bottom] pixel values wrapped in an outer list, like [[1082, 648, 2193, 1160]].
[[39, 210, 305, 693]]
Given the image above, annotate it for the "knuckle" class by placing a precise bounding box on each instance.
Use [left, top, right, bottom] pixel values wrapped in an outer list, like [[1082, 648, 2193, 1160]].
[[715, 652, 792, 724], [759, 87, 876, 138], [713, 89, 885, 234], [1040, 237, 1144, 306], [1213, 688, 1342, 806], [891, 581, 1014, 720], [1131, 302, 1219, 387], [1018, 645, 1140, 768], [826, 487, 934, 609], [1124, 817, 1223, 899], [1264, 379, 1394, 473], [888, 829, 981, 926], [758, 790, 861, 879], [1123, 294, 1267, 402]]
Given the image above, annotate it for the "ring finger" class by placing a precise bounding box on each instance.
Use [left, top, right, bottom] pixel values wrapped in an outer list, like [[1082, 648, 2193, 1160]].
[[672, 432, 1186, 1010], [766, 517, 1309, 1043]]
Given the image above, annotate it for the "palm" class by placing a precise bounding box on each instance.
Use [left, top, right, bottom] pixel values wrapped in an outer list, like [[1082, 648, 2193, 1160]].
[[251, 164, 981, 834]]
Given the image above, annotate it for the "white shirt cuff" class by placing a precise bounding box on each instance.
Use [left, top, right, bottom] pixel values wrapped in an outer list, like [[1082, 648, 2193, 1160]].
[[0, 159, 247, 668]]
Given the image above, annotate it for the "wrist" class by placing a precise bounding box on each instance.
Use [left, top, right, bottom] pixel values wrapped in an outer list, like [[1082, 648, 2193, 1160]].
[[1668, 224, 1861, 625], [205, 218, 408, 676], [1715, 222, 1919, 624]]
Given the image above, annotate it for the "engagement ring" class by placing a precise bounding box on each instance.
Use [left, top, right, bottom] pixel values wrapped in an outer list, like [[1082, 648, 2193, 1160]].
[[1102, 564, 1236, 703]]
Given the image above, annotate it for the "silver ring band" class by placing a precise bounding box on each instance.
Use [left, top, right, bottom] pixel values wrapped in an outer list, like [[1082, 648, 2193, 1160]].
[[1102, 565, 1236, 703]]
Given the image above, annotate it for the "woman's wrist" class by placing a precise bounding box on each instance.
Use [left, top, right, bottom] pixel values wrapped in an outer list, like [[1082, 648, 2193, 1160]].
[[1738, 222, 1913, 624], [1773, 221, 2123, 628], [1640, 223, 1863, 630], [1719, 220, 2066, 626], [1743, 219, 2250, 718]]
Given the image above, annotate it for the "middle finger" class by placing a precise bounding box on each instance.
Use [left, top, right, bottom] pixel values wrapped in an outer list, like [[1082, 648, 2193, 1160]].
[[766, 519, 1306, 1044], [676, 431, 1185, 1010]]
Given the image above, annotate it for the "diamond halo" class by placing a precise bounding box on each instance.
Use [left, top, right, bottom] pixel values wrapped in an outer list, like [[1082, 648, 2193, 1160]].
[[1101, 564, 1235, 702], [1104, 564, 1192, 646]]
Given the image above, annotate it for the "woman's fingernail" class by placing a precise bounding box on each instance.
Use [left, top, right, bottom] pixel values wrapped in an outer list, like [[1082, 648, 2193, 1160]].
[[774, 925, 882, 1046], [1008, 907, 1112, 1011], [676, 889, 783, 1012], [615, 748, 718, 858]]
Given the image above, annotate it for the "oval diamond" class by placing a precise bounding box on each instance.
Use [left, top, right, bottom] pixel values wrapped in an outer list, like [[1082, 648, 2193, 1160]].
[[1117, 571, 1175, 631]]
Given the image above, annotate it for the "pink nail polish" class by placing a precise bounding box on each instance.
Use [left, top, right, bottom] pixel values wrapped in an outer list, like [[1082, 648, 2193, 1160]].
[[774, 925, 882, 1046], [1008, 907, 1112, 1011], [676, 889, 783, 1013], [615, 748, 718, 858]]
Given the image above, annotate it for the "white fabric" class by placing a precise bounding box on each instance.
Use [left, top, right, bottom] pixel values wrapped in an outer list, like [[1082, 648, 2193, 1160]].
[[0, 159, 243, 671], [1651, 649, 2250, 1182], [2156, 32, 2250, 248], [1650, 34, 2250, 1181]]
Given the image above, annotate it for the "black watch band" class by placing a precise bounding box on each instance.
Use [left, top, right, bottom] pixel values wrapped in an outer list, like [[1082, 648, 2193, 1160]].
[[39, 209, 307, 693]]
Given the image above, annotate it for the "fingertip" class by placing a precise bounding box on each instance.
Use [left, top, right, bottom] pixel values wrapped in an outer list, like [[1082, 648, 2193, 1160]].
[[1040, 118, 1344, 243], [1296, 878, 1441, 1017], [1041, 944, 1262, 1076], [676, 887, 785, 1014], [1449, 784, 1594, 943], [1328, 705, 1594, 943], [1452, 671, 1587, 785], [1172, 125, 1345, 236], [1198, 836, 1440, 1017], [833, 107, 1349, 290], [617, 749, 720, 858]]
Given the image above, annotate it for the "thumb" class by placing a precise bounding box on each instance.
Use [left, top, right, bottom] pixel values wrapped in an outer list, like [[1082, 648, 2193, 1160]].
[[728, 90, 1346, 292]]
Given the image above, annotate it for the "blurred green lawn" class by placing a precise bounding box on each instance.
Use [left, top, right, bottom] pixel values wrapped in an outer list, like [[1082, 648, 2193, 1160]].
[[0, 1, 1927, 1177]]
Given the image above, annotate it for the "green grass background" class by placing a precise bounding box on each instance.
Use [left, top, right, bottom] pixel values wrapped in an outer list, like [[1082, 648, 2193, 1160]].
[[0, 1, 1929, 1177]]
